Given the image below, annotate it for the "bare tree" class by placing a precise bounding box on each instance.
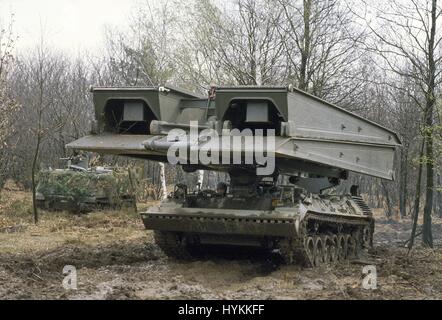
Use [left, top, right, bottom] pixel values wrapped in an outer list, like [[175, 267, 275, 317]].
[[276, 0, 366, 103], [0, 83, 18, 193], [178, 0, 286, 88], [102, 0, 180, 87], [0, 15, 19, 195], [13, 40, 76, 223], [362, 0, 442, 247]]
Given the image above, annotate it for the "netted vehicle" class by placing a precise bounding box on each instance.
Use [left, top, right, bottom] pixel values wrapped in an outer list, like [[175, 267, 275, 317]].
[[67, 85, 401, 266], [36, 165, 135, 213]]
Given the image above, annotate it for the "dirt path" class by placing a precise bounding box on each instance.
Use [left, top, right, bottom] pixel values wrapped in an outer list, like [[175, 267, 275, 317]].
[[0, 191, 441, 300]]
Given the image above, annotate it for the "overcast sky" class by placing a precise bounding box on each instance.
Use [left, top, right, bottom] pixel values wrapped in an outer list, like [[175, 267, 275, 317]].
[[0, 0, 137, 55]]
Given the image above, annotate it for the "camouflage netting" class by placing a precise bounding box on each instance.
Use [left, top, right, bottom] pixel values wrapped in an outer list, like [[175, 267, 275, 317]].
[[36, 169, 133, 208]]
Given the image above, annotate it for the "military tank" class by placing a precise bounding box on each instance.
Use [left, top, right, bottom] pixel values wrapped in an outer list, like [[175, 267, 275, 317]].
[[67, 85, 401, 266], [36, 155, 135, 213]]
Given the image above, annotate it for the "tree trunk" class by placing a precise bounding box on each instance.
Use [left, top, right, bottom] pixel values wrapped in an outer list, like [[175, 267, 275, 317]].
[[437, 173, 442, 218], [127, 167, 138, 213], [422, 0, 437, 248], [422, 131, 434, 247], [399, 147, 409, 217], [197, 170, 204, 189], [299, 0, 311, 91], [31, 133, 42, 224], [438, 175, 442, 218], [159, 163, 167, 200], [381, 180, 393, 218], [409, 139, 425, 251]]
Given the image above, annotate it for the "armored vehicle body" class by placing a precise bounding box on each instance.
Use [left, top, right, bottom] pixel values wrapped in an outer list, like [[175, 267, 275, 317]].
[[67, 85, 400, 266], [36, 158, 135, 213]]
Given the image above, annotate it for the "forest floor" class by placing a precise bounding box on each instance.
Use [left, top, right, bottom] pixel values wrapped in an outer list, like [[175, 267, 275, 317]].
[[0, 187, 442, 300]]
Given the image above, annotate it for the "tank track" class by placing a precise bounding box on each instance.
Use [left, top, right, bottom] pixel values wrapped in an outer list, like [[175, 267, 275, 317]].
[[153, 212, 374, 267], [278, 212, 374, 267], [154, 231, 198, 260]]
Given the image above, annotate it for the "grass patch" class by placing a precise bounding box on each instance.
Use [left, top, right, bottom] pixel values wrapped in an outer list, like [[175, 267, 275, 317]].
[[0, 190, 154, 255]]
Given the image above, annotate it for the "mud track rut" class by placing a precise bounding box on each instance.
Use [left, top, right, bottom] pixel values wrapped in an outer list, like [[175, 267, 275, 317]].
[[0, 196, 442, 300]]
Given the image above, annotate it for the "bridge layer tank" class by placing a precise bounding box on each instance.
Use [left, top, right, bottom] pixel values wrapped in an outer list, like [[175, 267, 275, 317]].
[[67, 85, 401, 266]]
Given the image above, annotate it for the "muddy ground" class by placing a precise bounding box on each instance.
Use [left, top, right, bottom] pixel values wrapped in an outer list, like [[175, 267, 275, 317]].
[[0, 189, 441, 300]]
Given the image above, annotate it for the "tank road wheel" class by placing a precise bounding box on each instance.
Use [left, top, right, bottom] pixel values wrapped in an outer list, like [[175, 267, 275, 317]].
[[345, 234, 356, 259], [313, 237, 324, 267], [323, 236, 335, 263], [330, 235, 339, 263], [304, 237, 316, 267], [153, 231, 192, 260], [347, 235, 358, 259], [337, 235, 347, 261], [321, 236, 329, 263], [362, 226, 372, 249]]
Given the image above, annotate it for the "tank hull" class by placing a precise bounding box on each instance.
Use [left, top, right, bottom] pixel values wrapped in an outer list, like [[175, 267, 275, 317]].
[[142, 195, 374, 266], [35, 168, 135, 213]]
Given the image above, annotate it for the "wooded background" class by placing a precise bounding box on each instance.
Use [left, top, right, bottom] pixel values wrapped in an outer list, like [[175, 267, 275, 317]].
[[0, 0, 441, 246]]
